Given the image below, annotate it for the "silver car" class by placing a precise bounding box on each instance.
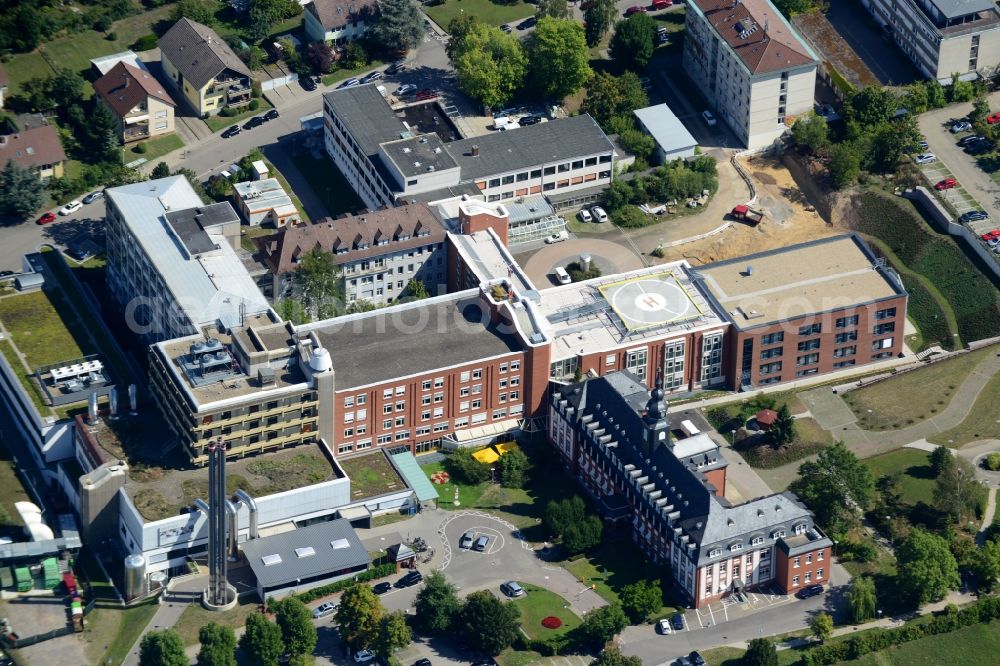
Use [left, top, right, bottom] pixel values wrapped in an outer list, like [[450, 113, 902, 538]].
[[914, 153, 936, 164]]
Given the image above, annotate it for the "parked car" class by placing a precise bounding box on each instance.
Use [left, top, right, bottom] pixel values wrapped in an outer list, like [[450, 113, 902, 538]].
[[795, 584, 825, 599], [414, 89, 438, 101], [500, 581, 525, 597], [517, 16, 537, 30], [688, 652, 706, 666], [578, 208, 593, 223], [958, 134, 983, 147], [590, 205, 609, 222], [301, 76, 318, 91], [372, 582, 392, 594], [243, 116, 265, 130], [396, 570, 423, 588], [657, 32, 670, 45], [473, 535, 491, 551], [59, 200, 82, 216], [544, 230, 569, 244], [554, 266, 571, 285], [82, 191, 104, 204], [459, 532, 473, 549], [519, 114, 543, 126], [965, 140, 992, 155], [651, 0, 672, 8], [312, 601, 337, 619], [361, 71, 383, 83], [413, 660, 432, 666], [625, 5, 647, 15], [265, 108, 280, 121], [657, 618, 671, 635], [914, 152, 936, 164], [674, 658, 693, 666], [500, 23, 512, 33], [979, 229, 1000, 241], [338, 78, 361, 89], [702, 110, 717, 126], [386, 60, 406, 75], [36, 211, 57, 225], [950, 120, 972, 133], [396, 83, 418, 97], [935, 177, 957, 190], [960, 210, 989, 222], [670, 613, 685, 631], [222, 124, 242, 139], [987, 112, 1000, 124], [354, 650, 375, 663]]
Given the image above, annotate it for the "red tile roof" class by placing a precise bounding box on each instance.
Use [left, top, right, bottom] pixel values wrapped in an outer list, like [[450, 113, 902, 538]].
[[755, 408, 778, 427], [0, 124, 66, 171], [691, 0, 815, 75], [94, 62, 176, 118]]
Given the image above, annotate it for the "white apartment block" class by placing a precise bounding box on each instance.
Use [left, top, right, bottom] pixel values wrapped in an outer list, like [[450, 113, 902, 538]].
[[684, 0, 819, 150], [861, 0, 1000, 82], [304, 0, 378, 44]]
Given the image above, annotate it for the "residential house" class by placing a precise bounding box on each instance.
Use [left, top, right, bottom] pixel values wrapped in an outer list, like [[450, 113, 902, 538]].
[[0, 124, 67, 180], [94, 62, 177, 145], [304, 0, 380, 44], [158, 18, 254, 117]]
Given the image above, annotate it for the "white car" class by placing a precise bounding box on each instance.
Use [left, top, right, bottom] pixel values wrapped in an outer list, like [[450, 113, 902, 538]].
[[950, 120, 972, 133], [657, 618, 672, 635], [544, 230, 568, 244], [396, 83, 418, 96], [702, 110, 717, 126], [354, 650, 375, 663], [59, 200, 82, 216], [590, 206, 609, 223], [914, 153, 936, 164], [577, 208, 593, 223], [312, 601, 337, 619]]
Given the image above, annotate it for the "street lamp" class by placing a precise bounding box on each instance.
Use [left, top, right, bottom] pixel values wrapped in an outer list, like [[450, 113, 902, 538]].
[[885, 516, 893, 547], [490, 466, 496, 484]]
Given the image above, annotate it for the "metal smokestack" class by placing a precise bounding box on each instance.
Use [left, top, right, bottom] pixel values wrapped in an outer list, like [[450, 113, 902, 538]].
[[109, 388, 119, 420], [580, 253, 592, 272], [128, 384, 138, 416], [87, 393, 98, 425]]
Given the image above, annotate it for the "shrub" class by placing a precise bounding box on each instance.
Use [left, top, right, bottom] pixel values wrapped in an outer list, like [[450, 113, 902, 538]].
[[249, 99, 260, 111], [133, 142, 147, 154], [294, 563, 395, 603], [541, 616, 562, 629], [219, 107, 236, 117], [987, 453, 1000, 471], [106, 31, 117, 41], [612, 205, 652, 228], [133, 34, 158, 51], [566, 260, 602, 282]]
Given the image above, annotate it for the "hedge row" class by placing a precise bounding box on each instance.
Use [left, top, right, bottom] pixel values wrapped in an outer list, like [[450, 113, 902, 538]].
[[805, 596, 1000, 664], [295, 563, 397, 604], [856, 193, 1000, 344]]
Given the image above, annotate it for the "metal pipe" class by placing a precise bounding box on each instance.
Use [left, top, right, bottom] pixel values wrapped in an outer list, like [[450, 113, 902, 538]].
[[225, 499, 239, 561], [193, 499, 210, 514], [232, 489, 258, 539]]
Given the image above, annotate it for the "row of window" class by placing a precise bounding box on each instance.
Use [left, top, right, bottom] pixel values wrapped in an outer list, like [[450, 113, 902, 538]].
[[790, 569, 824, 587], [337, 406, 525, 454]]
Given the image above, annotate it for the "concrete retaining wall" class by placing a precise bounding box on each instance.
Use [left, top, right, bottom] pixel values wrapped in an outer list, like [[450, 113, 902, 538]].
[[904, 187, 1000, 281]]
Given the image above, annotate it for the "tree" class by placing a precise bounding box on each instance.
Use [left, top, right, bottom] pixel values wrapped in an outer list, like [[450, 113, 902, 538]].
[[171, 0, 220, 26], [273, 597, 318, 658], [846, 86, 897, 129], [459, 590, 520, 655], [0, 5, 43, 53], [413, 571, 460, 635], [848, 576, 877, 624], [768, 403, 796, 449], [451, 24, 527, 110], [139, 630, 188, 666], [970, 97, 990, 124], [240, 613, 284, 666], [896, 528, 960, 605], [528, 18, 592, 100], [0, 159, 46, 218], [902, 81, 929, 113], [373, 611, 412, 658], [809, 612, 833, 642], [618, 128, 656, 161], [934, 455, 985, 524], [971, 539, 1000, 591], [294, 247, 341, 319], [537, 0, 570, 19], [50, 69, 86, 106], [151, 162, 171, 179], [404, 278, 430, 300], [544, 495, 587, 539], [370, 0, 425, 54], [925, 79, 947, 108], [828, 141, 862, 189], [773, 0, 815, 17], [446, 14, 483, 59], [247, 0, 290, 40], [743, 638, 777, 666], [618, 579, 662, 623], [609, 14, 656, 71], [792, 114, 829, 154], [446, 447, 490, 484], [949, 76, 975, 103], [590, 645, 642, 666], [790, 441, 874, 533], [563, 512, 602, 554], [930, 445, 953, 477], [582, 71, 648, 132], [197, 623, 237, 666], [584, 0, 618, 47], [336, 584, 384, 649], [87, 103, 122, 161], [306, 42, 335, 74], [499, 449, 530, 488], [578, 603, 627, 650]]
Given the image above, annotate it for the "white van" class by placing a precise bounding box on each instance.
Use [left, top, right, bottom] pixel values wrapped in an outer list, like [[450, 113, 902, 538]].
[[554, 267, 571, 285]]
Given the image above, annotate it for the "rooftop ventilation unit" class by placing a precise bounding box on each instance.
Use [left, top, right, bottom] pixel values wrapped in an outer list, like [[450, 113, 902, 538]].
[[294, 547, 316, 558]]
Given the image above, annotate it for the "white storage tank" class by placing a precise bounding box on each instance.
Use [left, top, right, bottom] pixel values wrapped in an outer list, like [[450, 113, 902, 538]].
[[123, 554, 147, 601]]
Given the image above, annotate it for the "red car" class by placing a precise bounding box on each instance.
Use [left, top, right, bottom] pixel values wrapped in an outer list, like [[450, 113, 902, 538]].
[[625, 6, 647, 16], [36, 211, 56, 225], [934, 178, 957, 190], [987, 112, 1000, 124], [413, 89, 438, 101], [651, 0, 672, 8], [980, 230, 1000, 241]]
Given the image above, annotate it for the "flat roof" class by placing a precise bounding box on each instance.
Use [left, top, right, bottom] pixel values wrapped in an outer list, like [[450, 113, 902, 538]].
[[388, 451, 439, 502], [534, 263, 727, 362], [233, 178, 296, 214], [448, 230, 537, 295], [634, 104, 698, 153], [930, 0, 994, 20], [293, 290, 526, 390], [242, 518, 371, 589], [694, 235, 904, 329], [381, 134, 459, 178], [324, 85, 408, 158], [106, 177, 269, 328]]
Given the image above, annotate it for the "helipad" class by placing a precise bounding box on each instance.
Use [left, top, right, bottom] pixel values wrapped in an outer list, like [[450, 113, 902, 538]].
[[598, 272, 703, 332]]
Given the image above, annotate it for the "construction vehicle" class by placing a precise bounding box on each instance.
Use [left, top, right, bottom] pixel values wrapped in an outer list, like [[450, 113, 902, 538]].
[[730, 204, 765, 225]]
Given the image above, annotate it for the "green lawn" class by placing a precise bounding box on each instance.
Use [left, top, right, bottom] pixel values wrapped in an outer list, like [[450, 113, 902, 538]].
[[0, 339, 50, 414], [737, 416, 832, 469], [0, 436, 31, 530], [128, 134, 184, 163], [4, 52, 55, 96], [930, 364, 1000, 447], [511, 584, 580, 641], [0, 290, 86, 369], [862, 449, 936, 506], [289, 152, 366, 219], [425, 0, 535, 29], [847, 619, 1000, 665], [562, 542, 683, 618], [83, 599, 159, 666], [205, 98, 275, 133], [841, 345, 996, 430], [172, 599, 260, 646]]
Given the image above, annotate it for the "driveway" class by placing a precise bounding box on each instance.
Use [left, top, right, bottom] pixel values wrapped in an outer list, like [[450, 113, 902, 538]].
[[517, 238, 646, 288]]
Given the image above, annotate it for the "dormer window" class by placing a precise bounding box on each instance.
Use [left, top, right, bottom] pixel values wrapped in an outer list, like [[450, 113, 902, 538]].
[[751, 536, 764, 546], [708, 548, 721, 558], [729, 543, 743, 552], [772, 529, 785, 539], [794, 523, 807, 535]]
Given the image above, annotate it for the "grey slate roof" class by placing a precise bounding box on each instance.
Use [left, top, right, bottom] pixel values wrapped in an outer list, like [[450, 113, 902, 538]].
[[158, 18, 252, 90], [929, 0, 994, 19], [324, 85, 408, 158], [242, 519, 371, 589], [447, 114, 615, 181]]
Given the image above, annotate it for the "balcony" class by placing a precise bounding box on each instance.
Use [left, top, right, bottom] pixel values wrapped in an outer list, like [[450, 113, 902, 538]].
[[123, 125, 151, 143]]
